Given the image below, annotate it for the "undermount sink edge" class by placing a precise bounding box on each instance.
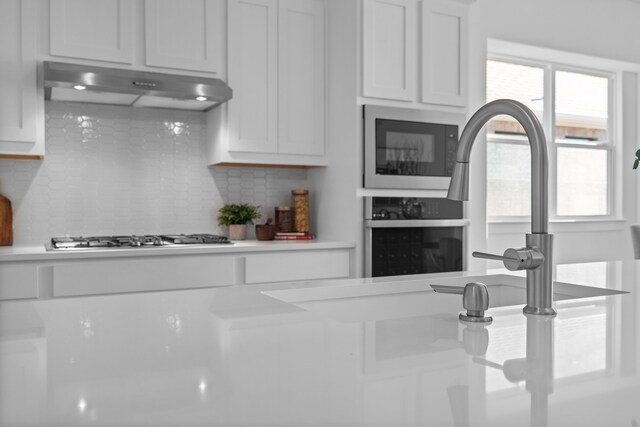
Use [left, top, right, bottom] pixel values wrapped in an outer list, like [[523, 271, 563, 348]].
[[261, 274, 628, 322]]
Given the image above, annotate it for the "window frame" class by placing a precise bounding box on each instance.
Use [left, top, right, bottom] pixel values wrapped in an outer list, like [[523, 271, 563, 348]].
[[486, 54, 617, 222]]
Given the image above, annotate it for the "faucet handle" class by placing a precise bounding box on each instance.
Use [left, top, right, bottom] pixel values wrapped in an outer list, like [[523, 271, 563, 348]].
[[473, 248, 544, 271], [431, 282, 492, 323]]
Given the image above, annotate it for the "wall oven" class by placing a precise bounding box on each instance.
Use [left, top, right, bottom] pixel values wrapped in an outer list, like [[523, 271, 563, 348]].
[[364, 197, 469, 278], [363, 105, 466, 190]]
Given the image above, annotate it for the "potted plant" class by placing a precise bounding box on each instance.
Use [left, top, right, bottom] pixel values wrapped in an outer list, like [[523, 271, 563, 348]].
[[217, 203, 261, 240]]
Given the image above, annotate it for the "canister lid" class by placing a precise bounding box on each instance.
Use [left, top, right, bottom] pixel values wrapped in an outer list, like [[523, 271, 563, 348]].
[[292, 188, 309, 195], [275, 206, 291, 211]]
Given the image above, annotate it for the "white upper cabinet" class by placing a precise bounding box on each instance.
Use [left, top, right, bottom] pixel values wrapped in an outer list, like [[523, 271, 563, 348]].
[[217, 0, 327, 167], [0, 0, 44, 159], [278, 0, 326, 157], [227, 0, 278, 154], [47, 0, 224, 75], [361, 0, 469, 108], [421, 0, 468, 106], [144, 0, 221, 73], [49, 0, 134, 64], [362, 0, 416, 101]]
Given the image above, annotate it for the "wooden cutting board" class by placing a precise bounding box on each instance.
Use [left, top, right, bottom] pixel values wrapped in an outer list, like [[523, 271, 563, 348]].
[[0, 193, 13, 246]]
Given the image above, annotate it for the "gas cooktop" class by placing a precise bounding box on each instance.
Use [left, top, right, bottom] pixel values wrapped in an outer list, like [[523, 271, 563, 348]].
[[48, 234, 232, 250]]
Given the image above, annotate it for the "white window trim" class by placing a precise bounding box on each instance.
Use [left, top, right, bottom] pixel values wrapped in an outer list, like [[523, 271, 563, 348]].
[[488, 217, 628, 236], [486, 40, 631, 227]]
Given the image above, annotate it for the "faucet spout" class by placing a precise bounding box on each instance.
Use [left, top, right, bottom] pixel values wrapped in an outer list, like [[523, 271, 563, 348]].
[[449, 99, 555, 315], [447, 99, 548, 234]]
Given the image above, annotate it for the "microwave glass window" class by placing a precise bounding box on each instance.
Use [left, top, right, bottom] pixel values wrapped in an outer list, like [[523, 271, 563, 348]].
[[378, 132, 435, 175], [375, 119, 447, 177]]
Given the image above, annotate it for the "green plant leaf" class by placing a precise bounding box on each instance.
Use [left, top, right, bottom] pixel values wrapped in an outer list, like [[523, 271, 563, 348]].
[[217, 203, 261, 225]]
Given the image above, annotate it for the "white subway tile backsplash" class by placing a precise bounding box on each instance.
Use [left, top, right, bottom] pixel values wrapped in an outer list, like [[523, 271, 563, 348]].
[[0, 102, 308, 246]]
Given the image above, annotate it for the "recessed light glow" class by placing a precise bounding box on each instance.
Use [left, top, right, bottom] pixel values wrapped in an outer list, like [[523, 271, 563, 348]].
[[196, 96, 207, 102], [73, 85, 87, 91]]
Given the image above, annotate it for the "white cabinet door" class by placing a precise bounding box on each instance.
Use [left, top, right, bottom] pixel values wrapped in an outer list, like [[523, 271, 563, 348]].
[[144, 0, 221, 73], [362, 0, 416, 101], [0, 0, 43, 159], [244, 249, 351, 284], [227, 0, 278, 154], [278, 0, 325, 157], [49, 0, 133, 64], [421, 0, 468, 107], [52, 255, 236, 297], [220, 0, 327, 166], [0, 264, 39, 300]]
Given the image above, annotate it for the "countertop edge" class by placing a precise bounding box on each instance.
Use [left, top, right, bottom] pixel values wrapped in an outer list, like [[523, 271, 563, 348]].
[[0, 240, 356, 262]]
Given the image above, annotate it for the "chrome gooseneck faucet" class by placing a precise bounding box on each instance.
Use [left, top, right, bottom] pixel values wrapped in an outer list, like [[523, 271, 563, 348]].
[[447, 99, 556, 316]]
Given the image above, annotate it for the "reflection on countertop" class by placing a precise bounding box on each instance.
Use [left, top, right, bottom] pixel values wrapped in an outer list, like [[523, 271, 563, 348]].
[[0, 259, 638, 426]]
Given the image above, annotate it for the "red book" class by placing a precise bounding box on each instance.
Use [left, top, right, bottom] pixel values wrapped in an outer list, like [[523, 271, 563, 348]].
[[274, 232, 308, 236], [273, 234, 315, 240]]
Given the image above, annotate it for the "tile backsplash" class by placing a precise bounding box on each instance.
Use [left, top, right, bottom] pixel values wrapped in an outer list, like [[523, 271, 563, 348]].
[[0, 102, 308, 246]]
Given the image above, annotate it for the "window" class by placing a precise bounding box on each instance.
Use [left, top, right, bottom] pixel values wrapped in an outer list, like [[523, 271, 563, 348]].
[[486, 57, 614, 220]]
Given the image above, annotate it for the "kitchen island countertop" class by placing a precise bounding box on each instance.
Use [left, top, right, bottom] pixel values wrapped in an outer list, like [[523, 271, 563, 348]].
[[1, 259, 638, 426]]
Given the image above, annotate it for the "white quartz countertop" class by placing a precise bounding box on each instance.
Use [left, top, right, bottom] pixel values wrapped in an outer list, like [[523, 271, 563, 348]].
[[0, 240, 355, 261], [1, 260, 638, 426]]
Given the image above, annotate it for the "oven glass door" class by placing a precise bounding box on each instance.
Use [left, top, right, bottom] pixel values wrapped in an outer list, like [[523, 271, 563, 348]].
[[371, 227, 463, 277], [375, 119, 447, 177]]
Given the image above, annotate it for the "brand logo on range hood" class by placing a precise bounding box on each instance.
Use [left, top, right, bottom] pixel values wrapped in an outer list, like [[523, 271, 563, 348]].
[[43, 61, 233, 112]]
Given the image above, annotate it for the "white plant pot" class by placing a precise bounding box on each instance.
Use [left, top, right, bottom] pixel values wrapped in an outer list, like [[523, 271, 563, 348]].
[[228, 224, 247, 240]]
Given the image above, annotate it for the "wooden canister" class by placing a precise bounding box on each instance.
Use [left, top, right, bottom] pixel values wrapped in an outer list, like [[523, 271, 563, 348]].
[[291, 189, 309, 233], [275, 206, 293, 233], [0, 194, 13, 246]]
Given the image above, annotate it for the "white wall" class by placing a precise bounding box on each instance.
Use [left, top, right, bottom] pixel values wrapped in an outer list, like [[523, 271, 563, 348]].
[[472, 0, 640, 66], [468, 0, 640, 267], [309, 0, 360, 260]]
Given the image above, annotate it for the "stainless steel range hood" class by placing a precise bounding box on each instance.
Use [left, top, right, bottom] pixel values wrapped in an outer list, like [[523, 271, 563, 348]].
[[43, 61, 232, 111]]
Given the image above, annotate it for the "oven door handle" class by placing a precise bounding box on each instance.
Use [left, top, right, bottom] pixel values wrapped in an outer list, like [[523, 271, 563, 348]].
[[364, 219, 470, 228]]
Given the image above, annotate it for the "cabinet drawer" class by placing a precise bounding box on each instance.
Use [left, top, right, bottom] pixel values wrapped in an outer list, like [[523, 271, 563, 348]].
[[244, 249, 351, 284], [53, 255, 235, 297], [0, 264, 39, 300]]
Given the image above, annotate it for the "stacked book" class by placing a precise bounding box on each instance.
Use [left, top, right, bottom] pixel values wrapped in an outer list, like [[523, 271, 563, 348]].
[[273, 232, 315, 241]]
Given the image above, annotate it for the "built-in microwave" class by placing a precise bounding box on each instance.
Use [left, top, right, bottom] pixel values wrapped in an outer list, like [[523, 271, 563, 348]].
[[363, 105, 467, 190]]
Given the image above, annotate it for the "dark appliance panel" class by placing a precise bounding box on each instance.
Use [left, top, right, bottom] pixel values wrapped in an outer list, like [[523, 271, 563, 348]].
[[364, 197, 468, 278]]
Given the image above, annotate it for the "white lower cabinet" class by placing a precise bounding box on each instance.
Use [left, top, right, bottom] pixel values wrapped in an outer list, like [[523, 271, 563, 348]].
[[244, 249, 351, 284], [0, 246, 353, 300], [0, 264, 39, 300], [51, 255, 237, 297]]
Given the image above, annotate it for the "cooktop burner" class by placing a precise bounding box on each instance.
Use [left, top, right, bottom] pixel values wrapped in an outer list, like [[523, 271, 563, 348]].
[[49, 234, 231, 250]]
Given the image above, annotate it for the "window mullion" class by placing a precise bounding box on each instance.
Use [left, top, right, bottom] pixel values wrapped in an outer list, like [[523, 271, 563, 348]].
[[607, 74, 616, 217], [545, 63, 558, 220]]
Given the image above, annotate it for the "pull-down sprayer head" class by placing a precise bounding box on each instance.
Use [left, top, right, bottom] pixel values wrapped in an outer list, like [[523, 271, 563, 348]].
[[446, 162, 470, 201]]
